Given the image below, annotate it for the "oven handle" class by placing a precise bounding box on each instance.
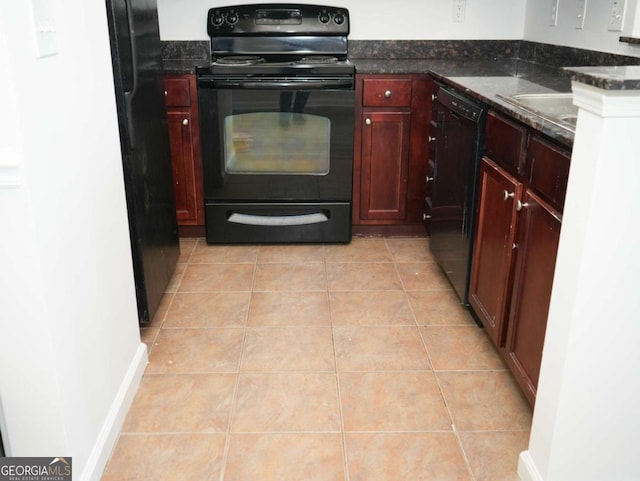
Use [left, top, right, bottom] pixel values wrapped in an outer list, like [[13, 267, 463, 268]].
[[228, 212, 329, 226], [199, 78, 354, 90]]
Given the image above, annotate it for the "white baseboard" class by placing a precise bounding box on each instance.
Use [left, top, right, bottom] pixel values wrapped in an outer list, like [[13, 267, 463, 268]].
[[518, 450, 545, 481], [79, 342, 148, 481]]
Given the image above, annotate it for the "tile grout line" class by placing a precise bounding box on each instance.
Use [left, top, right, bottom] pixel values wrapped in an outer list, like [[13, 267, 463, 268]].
[[217, 250, 260, 481], [405, 243, 480, 481], [451, 424, 479, 481], [324, 243, 352, 481]]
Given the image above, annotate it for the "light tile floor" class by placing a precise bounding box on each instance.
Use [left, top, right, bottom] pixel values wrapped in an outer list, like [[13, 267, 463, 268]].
[[102, 237, 532, 481]]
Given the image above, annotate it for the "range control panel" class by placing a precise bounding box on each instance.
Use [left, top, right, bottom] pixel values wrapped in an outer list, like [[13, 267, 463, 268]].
[[207, 4, 349, 36]]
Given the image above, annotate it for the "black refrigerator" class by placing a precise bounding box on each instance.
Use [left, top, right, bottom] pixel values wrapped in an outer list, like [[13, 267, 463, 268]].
[[105, 0, 179, 324]]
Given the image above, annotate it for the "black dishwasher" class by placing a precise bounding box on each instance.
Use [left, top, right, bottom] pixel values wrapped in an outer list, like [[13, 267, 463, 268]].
[[430, 86, 486, 304]]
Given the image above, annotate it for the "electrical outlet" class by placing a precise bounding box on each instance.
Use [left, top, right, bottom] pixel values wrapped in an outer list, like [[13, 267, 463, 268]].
[[550, 0, 560, 26], [576, 0, 587, 29], [608, 0, 625, 31], [452, 0, 466, 23]]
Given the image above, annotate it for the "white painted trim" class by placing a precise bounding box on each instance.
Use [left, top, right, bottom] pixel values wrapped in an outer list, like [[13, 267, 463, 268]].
[[518, 450, 545, 481], [572, 81, 640, 118], [0, 151, 23, 187], [79, 343, 148, 481]]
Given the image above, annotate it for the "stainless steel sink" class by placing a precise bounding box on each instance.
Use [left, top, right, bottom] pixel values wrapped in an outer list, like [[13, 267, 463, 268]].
[[497, 92, 578, 131]]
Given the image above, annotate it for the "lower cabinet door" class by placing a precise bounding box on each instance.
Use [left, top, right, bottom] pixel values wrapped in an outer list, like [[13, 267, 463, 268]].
[[468, 157, 522, 347], [505, 189, 562, 404], [167, 110, 200, 225], [359, 111, 411, 221]]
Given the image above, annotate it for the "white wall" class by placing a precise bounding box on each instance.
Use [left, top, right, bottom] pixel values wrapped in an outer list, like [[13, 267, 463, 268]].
[[0, 1, 146, 480], [157, 0, 527, 40], [518, 83, 640, 481], [158, 0, 640, 58], [634, 1, 640, 35], [524, 0, 640, 57]]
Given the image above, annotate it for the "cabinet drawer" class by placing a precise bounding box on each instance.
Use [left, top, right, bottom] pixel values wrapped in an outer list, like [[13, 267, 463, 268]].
[[164, 77, 192, 107], [485, 111, 527, 176], [362, 78, 412, 107], [527, 136, 571, 210]]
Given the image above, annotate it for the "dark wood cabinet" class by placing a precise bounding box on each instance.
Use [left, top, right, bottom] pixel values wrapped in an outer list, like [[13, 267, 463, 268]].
[[526, 136, 571, 211], [358, 111, 411, 220], [469, 111, 571, 405], [163, 74, 204, 233], [485, 111, 528, 176], [353, 74, 430, 233], [505, 189, 561, 401]]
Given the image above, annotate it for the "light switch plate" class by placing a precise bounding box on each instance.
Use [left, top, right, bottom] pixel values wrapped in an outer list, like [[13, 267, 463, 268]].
[[576, 0, 587, 29], [550, 0, 560, 26], [29, 0, 59, 58], [607, 0, 625, 31]]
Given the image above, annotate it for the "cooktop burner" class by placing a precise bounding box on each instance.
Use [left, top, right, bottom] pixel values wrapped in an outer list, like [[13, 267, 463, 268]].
[[215, 56, 266, 65]]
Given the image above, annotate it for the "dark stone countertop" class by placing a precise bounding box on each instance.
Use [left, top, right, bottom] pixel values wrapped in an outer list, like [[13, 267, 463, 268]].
[[161, 41, 209, 74], [352, 57, 576, 147], [162, 59, 204, 74], [351, 58, 517, 76], [563, 65, 640, 90], [434, 73, 575, 148], [429, 60, 575, 148]]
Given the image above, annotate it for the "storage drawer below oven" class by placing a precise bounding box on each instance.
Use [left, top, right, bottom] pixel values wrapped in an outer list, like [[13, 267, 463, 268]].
[[205, 202, 352, 244]]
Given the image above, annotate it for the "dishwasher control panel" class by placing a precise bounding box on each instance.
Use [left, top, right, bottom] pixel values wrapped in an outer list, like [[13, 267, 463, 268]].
[[437, 87, 485, 123]]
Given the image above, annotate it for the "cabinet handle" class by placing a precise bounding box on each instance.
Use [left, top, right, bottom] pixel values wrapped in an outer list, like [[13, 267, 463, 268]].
[[428, 136, 436, 142], [365, 118, 372, 126], [384, 90, 392, 98], [423, 213, 432, 220], [431, 93, 437, 101], [516, 200, 529, 211], [182, 118, 189, 126], [502, 190, 515, 201], [426, 176, 434, 182]]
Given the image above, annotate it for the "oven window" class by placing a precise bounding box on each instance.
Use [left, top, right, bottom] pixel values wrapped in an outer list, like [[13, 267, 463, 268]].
[[224, 111, 331, 175]]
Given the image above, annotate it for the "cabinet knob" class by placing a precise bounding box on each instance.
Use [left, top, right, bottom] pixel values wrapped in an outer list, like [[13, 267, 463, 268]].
[[182, 118, 189, 126], [365, 118, 372, 126], [431, 93, 437, 101], [516, 200, 529, 211], [423, 213, 432, 220], [426, 176, 434, 182], [384, 90, 392, 98], [428, 136, 436, 143], [164, 90, 168, 96], [502, 190, 515, 201]]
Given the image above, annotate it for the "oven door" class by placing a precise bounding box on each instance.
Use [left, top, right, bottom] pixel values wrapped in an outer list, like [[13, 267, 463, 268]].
[[198, 76, 355, 202]]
